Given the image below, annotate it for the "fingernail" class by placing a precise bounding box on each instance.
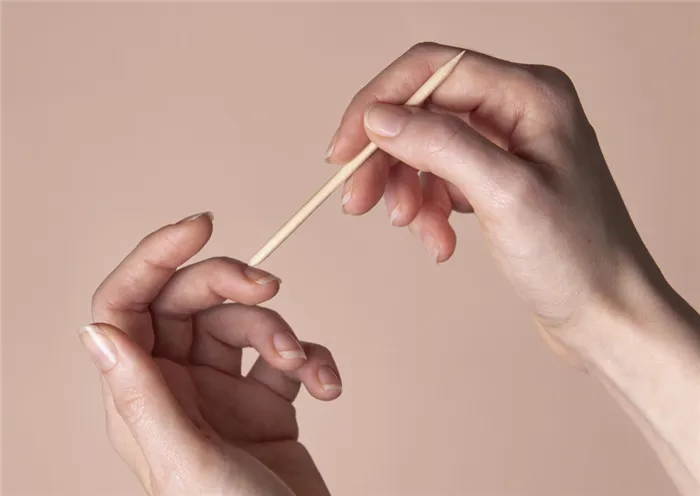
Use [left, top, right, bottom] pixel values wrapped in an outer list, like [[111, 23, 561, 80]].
[[324, 129, 339, 163], [365, 104, 410, 138], [78, 324, 118, 372], [341, 177, 353, 210], [244, 267, 281, 285], [273, 332, 306, 360], [389, 205, 402, 225], [179, 211, 214, 223], [421, 234, 441, 264], [318, 366, 342, 392]]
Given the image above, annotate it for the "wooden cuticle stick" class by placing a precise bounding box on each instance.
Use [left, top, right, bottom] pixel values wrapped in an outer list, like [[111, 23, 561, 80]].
[[247, 50, 466, 267]]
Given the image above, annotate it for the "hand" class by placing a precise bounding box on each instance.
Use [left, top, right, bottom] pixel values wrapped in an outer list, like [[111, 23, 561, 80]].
[[325, 42, 665, 339], [327, 42, 700, 494], [81, 212, 341, 496]]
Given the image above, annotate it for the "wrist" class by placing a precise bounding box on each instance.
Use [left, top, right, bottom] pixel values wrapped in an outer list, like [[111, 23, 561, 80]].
[[558, 257, 699, 371], [553, 260, 700, 492]]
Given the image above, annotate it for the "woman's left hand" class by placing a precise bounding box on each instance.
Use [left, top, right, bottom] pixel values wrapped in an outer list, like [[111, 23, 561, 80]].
[[81, 211, 341, 496]]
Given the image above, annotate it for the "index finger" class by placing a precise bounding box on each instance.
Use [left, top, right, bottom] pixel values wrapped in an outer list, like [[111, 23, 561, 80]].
[[327, 42, 530, 165], [91, 212, 214, 351]]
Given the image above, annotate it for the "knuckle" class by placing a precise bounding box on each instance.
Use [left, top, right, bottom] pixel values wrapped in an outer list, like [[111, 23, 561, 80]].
[[113, 387, 149, 426], [498, 169, 543, 211], [257, 306, 283, 323], [424, 114, 464, 157], [203, 256, 233, 273], [409, 41, 441, 55], [311, 343, 332, 358], [302, 341, 333, 361], [531, 64, 575, 90], [247, 306, 286, 332], [521, 64, 581, 125]]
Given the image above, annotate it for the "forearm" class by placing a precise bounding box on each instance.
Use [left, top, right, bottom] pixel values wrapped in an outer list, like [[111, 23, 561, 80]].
[[565, 272, 700, 495]]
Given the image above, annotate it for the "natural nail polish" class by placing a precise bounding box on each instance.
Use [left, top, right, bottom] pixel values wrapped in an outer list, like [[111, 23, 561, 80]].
[[244, 267, 280, 285], [272, 332, 306, 360], [318, 366, 342, 392], [78, 324, 118, 372], [179, 211, 214, 223]]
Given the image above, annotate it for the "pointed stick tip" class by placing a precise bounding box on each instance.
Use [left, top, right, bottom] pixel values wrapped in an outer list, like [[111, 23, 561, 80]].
[[449, 50, 466, 66]]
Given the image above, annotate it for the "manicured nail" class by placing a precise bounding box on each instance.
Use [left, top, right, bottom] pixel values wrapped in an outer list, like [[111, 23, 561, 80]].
[[273, 332, 306, 360], [341, 177, 353, 210], [389, 205, 401, 225], [421, 234, 441, 264], [325, 129, 339, 163], [318, 366, 342, 392], [244, 267, 280, 285], [364, 104, 410, 138], [179, 211, 214, 223], [78, 324, 118, 372]]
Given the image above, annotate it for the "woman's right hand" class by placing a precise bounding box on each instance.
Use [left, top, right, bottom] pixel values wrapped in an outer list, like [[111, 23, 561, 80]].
[[326, 42, 665, 340], [327, 42, 700, 495]]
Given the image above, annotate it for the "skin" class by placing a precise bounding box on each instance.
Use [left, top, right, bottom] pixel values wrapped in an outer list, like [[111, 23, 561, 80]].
[[84, 212, 340, 495], [80, 42, 700, 495]]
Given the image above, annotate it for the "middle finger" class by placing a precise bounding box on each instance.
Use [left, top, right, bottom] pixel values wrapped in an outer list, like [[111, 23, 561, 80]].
[[149, 257, 280, 362]]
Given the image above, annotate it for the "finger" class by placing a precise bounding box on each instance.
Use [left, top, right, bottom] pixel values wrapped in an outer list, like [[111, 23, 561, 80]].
[[91, 211, 214, 351], [190, 324, 241, 376], [248, 342, 342, 402], [424, 102, 510, 151], [149, 258, 280, 362], [193, 304, 307, 376], [420, 172, 452, 217], [101, 377, 153, 490], [407, 174, 457, 263], [79, 323, 211, 479], [363, 104, 534, 221], [325, 42, 552, 163], [384, 162, 422, 227], [339, 153, 393, 216], [445, 181, 474, 213]]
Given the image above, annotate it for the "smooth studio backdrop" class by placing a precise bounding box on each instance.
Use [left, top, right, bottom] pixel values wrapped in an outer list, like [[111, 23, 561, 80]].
[[3, 3, 699, 495]]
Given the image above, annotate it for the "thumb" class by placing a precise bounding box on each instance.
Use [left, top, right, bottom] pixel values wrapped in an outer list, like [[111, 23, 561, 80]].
[[363, 103, 532, 216], [78, 323, 208, 476]]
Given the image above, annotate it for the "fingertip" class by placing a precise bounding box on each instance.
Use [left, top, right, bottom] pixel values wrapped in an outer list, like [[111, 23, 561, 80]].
[[78, 323, 119, 372], [340, 155, 390, 216], [171, 211, 215, 241], [409, 207, 456, 264], [386, 163, 422, 226], [314, 365, 342, 400], [269, 331, 308, 372], [176, 211, 214, 224], [224, 265, 281, 305], [243, 266, 281, 287], [387, 197, 421, 227]]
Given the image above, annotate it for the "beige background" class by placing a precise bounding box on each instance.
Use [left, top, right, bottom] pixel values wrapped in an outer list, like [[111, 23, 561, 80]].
[[2, 2, 699, 495]]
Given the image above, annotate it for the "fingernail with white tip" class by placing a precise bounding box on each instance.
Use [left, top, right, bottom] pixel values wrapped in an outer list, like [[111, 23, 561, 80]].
[[179, 211, 214, 223], [422, 234, 441, 264], [244, 267, 281, 285], [273, 332, 306, 360], [389, 205, 401, 225], [78, 324, 118, 372], [318, 366, 342, 392], [341, 178, 353, 210], [325, 129, 339, 163]]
